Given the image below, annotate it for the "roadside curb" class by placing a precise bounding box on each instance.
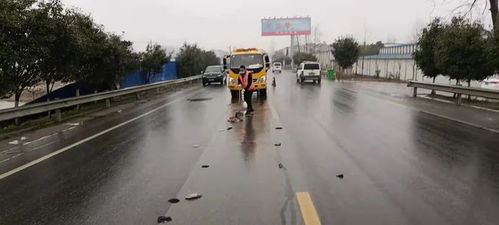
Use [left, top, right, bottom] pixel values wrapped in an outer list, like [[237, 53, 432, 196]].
[[340, 85, 499, 134], [416, 109, 499, 134], [420, 95, 499, 113]]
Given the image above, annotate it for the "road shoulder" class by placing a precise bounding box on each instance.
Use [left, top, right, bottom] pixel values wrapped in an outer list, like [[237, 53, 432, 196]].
[[340, 81, 499, 133]]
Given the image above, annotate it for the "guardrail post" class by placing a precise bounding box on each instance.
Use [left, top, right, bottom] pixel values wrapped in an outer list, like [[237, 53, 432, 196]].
[[156, 87, 160, 94], [457, 93, 462, 105], [93, 90, 98, 104], [136, 93, 140, 100], [76, 89, 80, 111], [413, 87, 417, 97], [47, 98, 59, 118], [55, 109, 62, 122], [106, 98, 111, 108], [47, 98, 51, 117]]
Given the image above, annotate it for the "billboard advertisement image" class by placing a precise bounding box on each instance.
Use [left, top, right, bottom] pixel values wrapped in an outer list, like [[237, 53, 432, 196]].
[[261, 17, 311, 36]]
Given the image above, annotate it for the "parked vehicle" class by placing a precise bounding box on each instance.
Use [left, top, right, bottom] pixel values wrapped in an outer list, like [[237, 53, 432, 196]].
[[296, 61, 321, 84], [202, 65, 226, 86], [224, 48, 270, 98], [272, 62, 282, 73], [481, 74, 499, 90]]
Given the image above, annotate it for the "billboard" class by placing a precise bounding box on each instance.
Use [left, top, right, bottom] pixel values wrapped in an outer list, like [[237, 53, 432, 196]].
[[261, 17, 311, 36]]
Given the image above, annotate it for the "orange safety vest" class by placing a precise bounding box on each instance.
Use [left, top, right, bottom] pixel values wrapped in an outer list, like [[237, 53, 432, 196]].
[[239, 71, 255, 91]]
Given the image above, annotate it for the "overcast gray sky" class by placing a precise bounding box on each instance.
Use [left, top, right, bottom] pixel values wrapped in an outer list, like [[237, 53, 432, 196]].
[[61, 0, 492, 52]]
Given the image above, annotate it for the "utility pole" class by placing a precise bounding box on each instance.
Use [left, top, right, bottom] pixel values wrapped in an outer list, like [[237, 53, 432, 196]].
[[314, 27, 319, 44], [297, 36, 301, 53], [290, 35, 295, 67], [305, 35, 309, 53], [361, 28, 366, 76]]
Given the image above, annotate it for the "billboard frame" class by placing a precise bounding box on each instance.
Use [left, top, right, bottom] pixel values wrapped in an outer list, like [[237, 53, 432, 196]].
[[261, 17, 311, 36]]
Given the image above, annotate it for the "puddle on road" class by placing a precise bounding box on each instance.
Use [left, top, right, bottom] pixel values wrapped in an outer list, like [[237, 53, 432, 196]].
[[187, 97, 212, 102], [157, 216, 172, 223], [168, 198, 180, 204]]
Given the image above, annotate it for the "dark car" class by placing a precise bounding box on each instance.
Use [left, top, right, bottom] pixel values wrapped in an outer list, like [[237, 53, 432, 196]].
[[202, 65, 226, 86]]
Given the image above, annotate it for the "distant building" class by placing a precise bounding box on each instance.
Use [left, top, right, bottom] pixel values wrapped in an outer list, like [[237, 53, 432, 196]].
[[273, 42, 334, 68], [312, 43, 334, 68], [353, 43, 423, 81]]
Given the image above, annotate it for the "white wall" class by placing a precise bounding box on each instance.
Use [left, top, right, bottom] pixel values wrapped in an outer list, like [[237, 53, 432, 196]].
[[353, 58, 481, 87], [354, 58, 422, 81], [314, 51, 333, 68]]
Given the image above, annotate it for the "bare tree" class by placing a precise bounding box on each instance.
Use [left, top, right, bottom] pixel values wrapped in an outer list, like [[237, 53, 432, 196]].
[[467, 0, 498, 30], [408, 19, 426, 42], [489, 0, 498, 29]]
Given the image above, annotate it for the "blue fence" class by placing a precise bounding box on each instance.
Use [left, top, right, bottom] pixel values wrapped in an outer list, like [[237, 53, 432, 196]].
[[120, 62, 177, 88], [29, 82, 111, 104], [28, 62, 178, 104]]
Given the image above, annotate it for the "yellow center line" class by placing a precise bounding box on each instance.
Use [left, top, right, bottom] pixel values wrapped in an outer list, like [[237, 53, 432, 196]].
[[296, 192, 322, 225]]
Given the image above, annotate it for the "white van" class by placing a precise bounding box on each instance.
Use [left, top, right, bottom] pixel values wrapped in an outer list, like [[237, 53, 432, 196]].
[[272, 62, 282, 73], [481, 74, 499, 90], [296, 61, 321, 84]]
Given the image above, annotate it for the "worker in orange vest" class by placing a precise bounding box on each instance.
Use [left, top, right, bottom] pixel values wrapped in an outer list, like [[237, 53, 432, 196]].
[[238, 65, 255, 115]]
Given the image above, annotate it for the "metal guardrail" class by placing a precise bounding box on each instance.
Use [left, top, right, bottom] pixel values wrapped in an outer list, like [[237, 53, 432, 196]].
[[0, 75, 201, 123], [407, 80, 499, 105]]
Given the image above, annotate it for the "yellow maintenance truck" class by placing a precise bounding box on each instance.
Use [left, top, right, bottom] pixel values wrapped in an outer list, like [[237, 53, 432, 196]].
[[223, 48, 270, 98]]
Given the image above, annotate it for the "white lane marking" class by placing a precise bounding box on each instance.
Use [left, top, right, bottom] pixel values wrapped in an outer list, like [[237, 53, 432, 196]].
[[267, 100, 280, 121], [1, 147, 19, 155], [0, 97, 184, 180], [420, 96, 499, 113], [25, 141, 56, 153], [62, 126, 77, 132], [11, 153, 23, 159], [22, 133, 56, 146]]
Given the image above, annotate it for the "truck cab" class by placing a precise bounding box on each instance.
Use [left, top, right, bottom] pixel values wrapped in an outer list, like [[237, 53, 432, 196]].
[[224, 48, 270, 98]]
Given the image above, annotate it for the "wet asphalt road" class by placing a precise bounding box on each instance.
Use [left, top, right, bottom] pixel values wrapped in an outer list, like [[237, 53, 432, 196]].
[[1, 71, 499, 225]]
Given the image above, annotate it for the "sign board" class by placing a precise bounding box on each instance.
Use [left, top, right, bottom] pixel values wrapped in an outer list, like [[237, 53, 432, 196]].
[[261, 17, 311, 36]]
